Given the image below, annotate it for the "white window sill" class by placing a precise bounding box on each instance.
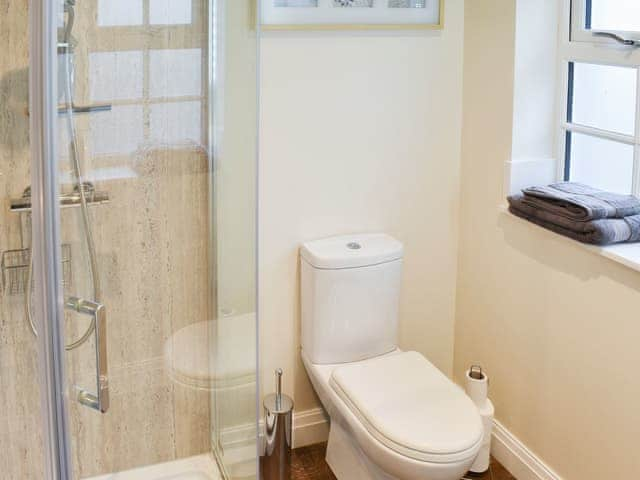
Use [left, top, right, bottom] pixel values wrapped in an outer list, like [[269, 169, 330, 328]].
[[499, 205, 640, 274]]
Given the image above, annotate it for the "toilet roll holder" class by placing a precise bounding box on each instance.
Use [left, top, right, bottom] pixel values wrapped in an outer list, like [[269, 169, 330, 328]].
[[469, 365, 487, 382], [465, 364, 493, 475]]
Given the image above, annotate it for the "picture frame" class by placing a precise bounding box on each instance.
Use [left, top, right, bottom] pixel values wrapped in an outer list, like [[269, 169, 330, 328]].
[[261, 0, 444, 30]]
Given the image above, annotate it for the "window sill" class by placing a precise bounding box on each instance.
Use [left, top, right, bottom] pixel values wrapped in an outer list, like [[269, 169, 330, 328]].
[[499, 205, 640, 274]]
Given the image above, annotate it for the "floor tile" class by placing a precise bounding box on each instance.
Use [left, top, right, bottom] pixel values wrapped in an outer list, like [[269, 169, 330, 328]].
[[291, 443, 517, 480]]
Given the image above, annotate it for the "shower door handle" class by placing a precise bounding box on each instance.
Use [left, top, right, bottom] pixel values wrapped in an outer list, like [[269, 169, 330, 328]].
[[65, 297, 109, 413]]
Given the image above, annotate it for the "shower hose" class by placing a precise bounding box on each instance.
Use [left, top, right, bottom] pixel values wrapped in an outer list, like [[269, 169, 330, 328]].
[[25, 3, 100, 351]]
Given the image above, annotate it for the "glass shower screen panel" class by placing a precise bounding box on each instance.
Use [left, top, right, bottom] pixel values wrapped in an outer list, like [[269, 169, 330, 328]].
[[210, 1, 258, 478], [31, 0, 258, 479]]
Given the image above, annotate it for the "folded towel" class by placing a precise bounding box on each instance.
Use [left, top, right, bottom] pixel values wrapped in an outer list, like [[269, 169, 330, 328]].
[[521, 182, 640, 221], [508, 194, 640, 245]]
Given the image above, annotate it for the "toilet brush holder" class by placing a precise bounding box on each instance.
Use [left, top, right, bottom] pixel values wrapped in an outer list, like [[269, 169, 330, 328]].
[[465, 365, 494, 474], [263, 369, 294, 480]]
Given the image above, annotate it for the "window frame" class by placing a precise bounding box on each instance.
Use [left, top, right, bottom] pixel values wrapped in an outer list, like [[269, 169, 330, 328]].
[[558, 0, 640, 194], [570, 0, 640, 46]]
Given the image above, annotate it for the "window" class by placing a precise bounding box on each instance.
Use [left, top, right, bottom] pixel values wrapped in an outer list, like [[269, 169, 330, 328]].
[[77, 0, 206, 159], [571, 0, 640, 44], [561, 0, 640, 194]]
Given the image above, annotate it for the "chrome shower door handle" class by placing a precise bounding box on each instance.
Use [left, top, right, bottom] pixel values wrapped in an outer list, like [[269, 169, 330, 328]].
[[65, 297, 109, 413]]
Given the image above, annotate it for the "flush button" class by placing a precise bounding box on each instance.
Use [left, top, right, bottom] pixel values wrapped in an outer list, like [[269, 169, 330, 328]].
[[346, 242, 362, 250]]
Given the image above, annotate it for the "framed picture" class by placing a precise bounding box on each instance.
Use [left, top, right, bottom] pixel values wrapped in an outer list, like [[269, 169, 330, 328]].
[[261, 0, 444, 30]]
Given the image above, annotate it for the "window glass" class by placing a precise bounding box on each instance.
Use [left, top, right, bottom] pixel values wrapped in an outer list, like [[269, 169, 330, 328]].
[[89, 51, 144, 102], [588, 0, 640, 33], [149, 0, 193, 25], [566, 132, 634, 193], [97, 0, 143, 26], [90, 106, 145, 155], [150, 101, 202, 146], [149, 49, 202, 98], [569, 62, 637, 136]]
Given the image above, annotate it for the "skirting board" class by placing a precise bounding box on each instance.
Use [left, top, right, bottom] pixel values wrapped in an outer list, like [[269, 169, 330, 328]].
[[293, 407, 330, 448], [491, 419, 562, 480], [225, 408, 330, 452], [288, 409, 562, 480]]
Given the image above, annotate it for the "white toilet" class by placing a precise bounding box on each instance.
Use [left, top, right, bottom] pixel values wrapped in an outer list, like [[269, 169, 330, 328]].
[[300, 233, 483, 480]]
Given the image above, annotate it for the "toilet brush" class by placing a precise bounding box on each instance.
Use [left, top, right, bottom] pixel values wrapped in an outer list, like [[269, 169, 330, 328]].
[[263, 369, 294, 480]]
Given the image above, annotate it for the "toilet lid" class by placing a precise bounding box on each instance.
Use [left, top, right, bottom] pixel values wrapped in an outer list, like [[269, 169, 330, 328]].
[[330, 351, 483, 463]]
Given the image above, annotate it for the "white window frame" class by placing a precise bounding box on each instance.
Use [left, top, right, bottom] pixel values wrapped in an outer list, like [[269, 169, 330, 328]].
[[558, 0, 640, 194], [570, 0, 640, 45]]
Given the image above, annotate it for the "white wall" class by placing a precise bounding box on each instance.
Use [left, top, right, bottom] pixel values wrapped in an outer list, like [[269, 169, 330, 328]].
[[259, 0, 465, 411], [456, 1, 640, 478], [258, 2, 640, 477]]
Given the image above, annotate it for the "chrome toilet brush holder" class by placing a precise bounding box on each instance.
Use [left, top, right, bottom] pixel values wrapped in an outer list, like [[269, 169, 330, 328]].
[[263, 368, 294, 480]]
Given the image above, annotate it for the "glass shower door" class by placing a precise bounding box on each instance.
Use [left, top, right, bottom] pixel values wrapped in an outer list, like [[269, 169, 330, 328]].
[[52, 0, 220, 476], [21, 0, 258, 479]]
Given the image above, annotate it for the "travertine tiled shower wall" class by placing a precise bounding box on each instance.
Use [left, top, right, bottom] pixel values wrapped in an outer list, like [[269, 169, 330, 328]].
[[0, 2, 46, 478], [0, 0, 213, 477]]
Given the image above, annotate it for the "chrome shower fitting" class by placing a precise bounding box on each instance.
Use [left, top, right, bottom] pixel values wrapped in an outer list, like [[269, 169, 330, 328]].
[[10, 184, 110, 213], [1, 245, 72, 296], [58, 0, 77, 53], [17, 0, 107, 353]]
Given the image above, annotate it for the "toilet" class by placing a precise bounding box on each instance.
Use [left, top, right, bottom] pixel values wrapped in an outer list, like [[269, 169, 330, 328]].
[[300, 234, 483, 480]]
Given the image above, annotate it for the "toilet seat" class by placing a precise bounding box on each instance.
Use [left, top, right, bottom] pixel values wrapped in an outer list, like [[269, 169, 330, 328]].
[[302, 349, 483, 480], [329, 351, 483, 464]]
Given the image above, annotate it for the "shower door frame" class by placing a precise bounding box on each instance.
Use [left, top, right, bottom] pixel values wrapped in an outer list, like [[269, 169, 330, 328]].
[[29, 0, 73, 478]]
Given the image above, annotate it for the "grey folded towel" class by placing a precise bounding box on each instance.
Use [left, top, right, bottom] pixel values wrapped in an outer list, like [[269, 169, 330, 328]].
[[521, 182, 640, 221], [508, 194, 640, 245]]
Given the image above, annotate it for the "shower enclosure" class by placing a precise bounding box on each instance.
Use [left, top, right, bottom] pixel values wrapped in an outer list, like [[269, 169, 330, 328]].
[[0, 0, 258, 478]]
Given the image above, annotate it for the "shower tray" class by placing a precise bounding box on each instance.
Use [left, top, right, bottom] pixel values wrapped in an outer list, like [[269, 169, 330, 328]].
[[85, 454, 220, 480]]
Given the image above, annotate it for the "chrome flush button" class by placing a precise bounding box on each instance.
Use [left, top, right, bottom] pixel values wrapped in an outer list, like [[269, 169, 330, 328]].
[[346, 242, 362, 250]]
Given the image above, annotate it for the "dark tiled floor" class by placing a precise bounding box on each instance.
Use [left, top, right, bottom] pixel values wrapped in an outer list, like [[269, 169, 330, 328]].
[[291, 442, 336, 480], [291, 443, 516, 480], [463, 457, 517, 480]]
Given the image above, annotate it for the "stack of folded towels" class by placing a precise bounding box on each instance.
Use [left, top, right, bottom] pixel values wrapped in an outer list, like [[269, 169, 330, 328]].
[[508, 182, 640, 246]]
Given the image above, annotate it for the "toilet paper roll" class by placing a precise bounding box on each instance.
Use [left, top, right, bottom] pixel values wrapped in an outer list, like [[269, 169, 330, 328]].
[[465, 367, 488, 408], [470, 399, 495, 474]]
